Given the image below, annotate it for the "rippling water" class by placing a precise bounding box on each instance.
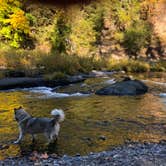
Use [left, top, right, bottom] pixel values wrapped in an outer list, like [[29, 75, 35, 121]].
[[0, 72, 166, 159]]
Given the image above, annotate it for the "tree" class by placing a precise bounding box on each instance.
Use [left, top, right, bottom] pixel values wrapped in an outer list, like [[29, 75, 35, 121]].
[[0, 0, 30, 48]]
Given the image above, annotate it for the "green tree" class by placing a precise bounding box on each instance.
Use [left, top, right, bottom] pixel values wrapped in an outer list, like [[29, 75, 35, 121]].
[[123, 21, 151, 55], [51, 11, 71, 53]]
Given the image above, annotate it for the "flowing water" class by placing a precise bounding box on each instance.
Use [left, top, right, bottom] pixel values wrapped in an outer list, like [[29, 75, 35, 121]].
[[0, 72, 166, 159]]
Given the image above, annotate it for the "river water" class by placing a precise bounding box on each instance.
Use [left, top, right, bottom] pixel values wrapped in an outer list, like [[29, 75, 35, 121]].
[[0, 72, 166, 159]]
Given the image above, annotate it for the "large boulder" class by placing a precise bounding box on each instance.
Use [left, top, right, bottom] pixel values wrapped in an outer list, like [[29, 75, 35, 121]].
[[95, 79, 148, 96]]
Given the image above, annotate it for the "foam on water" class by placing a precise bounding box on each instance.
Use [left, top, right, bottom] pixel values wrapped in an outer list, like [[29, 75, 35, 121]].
[[105, 79, 116, 84], [22, 86, 90, 98], [159, 93, 166, 97]]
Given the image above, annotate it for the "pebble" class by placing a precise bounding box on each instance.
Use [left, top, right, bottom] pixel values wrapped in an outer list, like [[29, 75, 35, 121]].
[[1, 143, 166, 166]]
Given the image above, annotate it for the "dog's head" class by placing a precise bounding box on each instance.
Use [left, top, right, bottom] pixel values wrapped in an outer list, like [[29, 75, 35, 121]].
[[14, 106, 31, 123]]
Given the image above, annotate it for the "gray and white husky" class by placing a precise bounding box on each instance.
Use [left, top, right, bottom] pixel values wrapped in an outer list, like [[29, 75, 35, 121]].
[[14, 106, 65, 144]]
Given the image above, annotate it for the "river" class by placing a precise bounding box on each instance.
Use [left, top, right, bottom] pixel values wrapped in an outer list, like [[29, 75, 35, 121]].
[[0, 72, 166, 159]]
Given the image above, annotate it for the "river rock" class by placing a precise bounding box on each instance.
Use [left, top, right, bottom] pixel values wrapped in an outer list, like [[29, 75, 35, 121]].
[[0, 75, 85, 90], [95, 79, 148, 96]]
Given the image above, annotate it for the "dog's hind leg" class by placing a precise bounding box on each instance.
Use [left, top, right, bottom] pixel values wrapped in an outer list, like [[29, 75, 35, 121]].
[[31, 134, 36, 142], [45, 132, 51, 143], [14, 127, 24, 144]]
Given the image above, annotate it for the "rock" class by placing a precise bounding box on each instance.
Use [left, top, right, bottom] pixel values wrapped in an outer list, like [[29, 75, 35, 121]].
[[82, 137, 92, 142], [0, 75, 86, 90], [5, 70, 26, 77], [95, 79, 148, 96], [98, 136, 106, 141], [66, 75, 85, 83]]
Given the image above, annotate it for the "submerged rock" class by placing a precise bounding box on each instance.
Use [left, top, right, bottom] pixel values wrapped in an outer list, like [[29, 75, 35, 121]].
[[95, 79, 148, 96]]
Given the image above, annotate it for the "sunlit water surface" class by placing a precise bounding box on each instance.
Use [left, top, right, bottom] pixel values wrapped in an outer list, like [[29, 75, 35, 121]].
[[0, 72, 166, 159]]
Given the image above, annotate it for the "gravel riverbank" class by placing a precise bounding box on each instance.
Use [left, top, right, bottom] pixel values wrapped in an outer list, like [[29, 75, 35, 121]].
[[1, 142, 166, 166]]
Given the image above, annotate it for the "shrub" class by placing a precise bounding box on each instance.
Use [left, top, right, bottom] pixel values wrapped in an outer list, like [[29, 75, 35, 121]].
[[38, 53, 81, 74], [44, 71, 67, 81], [150, 61, 166, 72], [123, 21, 151, 55], [0, 48, 45, 71], [127, 60, 150, 72], [38, 53, 106, 75], [107, 58, 150, 72]]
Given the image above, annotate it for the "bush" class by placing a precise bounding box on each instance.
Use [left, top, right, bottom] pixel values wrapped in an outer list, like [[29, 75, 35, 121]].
[[127, 60, 150, 72], [38, 54, 81, 74], [107, 58, 150, 72], [150, 61, 166, 72], [38, 53, 106, 75], [0, 48, 46, 74], [123, 21, 151, 55], [44, 71, 67, 81]]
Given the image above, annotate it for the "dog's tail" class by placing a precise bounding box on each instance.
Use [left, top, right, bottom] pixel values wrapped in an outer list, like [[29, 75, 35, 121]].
[[51, 109, 65, 122]]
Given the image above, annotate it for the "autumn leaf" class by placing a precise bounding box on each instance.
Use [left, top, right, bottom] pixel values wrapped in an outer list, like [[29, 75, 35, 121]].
[[40, 152, 49, 159]]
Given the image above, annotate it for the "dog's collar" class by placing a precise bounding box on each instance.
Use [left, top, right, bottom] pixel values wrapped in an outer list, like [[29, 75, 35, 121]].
[[19, 116, 32, 125]]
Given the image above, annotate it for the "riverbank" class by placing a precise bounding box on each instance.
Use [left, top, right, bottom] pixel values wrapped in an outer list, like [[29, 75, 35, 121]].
[[1, 142, 166, 166], [0, 70, 118, 90], [0, 75, 86, 90]]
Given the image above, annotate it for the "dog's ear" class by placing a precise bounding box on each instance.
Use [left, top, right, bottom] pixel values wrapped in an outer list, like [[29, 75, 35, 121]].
[[14, 106, 22, 113], [19, 106, 22, 109], [14, 108, 17, 113]]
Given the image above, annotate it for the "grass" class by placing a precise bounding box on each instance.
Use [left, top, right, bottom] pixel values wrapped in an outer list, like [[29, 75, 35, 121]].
[[38, 53, 106, 75], [0, 47, 165, 79], [0, 47, 106, 76], [107, 58, 150, 72], [150, 60, 166, 72]]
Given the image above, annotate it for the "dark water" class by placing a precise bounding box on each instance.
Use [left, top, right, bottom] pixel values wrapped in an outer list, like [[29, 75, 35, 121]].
[[0, 72, 166, 159]]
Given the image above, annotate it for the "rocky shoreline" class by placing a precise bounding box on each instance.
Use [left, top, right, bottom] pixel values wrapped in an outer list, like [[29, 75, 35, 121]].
[[0, 71, 149, 97], [1, 142, 166, 166]]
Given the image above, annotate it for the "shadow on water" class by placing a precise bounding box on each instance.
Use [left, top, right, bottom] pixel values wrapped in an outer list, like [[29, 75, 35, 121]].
[[0, 73, 166, 159]]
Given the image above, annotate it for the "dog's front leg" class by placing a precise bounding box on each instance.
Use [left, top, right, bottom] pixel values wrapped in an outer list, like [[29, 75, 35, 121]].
[[14, 127, 24, 144], [45, 133, 52, 144], [31, 134, 36, 142], [53, 135, 58, 142]]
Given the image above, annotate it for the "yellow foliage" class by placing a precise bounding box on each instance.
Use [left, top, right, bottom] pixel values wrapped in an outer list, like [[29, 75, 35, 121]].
[[0, 0, 21, 6], [9, 10, 29, 33]]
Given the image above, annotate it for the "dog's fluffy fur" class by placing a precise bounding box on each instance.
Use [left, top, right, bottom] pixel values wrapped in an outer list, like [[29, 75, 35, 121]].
[[14, 106, 65, 144]]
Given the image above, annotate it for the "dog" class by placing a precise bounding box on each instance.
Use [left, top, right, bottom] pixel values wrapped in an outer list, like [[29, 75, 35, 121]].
[[13, 106, 65, 144]]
